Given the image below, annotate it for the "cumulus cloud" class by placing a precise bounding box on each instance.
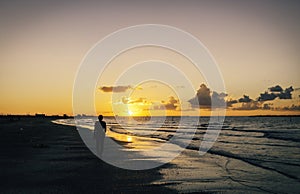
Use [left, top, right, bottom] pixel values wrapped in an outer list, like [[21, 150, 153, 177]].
[[228, 85, 295, 106], [238, 95, 253, 103], [188, 84, 211, 107], [258, 85, 294, 101], [188, 84, 226, 109], [212, 91, 227, 107], [269, 85, 283, 92], [258, 92, 277, 101], [188, 83, 299, 111], [278, 86, 294, 99], [165, 96, 179, 110], [99, 85, 132, 93], [153, 96, 179, 110]]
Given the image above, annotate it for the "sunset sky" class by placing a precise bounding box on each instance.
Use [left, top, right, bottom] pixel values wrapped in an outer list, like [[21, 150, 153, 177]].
[[1, 0, 300, 116]]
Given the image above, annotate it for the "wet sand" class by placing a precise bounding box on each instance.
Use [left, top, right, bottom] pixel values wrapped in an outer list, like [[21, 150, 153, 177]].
[[0, 117, 174, 193], [155, 148, 300, 193]]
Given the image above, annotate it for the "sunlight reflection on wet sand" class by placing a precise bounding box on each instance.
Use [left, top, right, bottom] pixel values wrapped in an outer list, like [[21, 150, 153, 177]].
[[106, 127, 165, 150]]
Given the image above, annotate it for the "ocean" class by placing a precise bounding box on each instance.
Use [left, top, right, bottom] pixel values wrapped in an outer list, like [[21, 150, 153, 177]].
[[54, 116, 300, 193]]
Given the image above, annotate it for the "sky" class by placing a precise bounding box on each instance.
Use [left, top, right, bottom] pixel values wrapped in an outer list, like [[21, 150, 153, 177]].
[[0, 0, 300, 116]]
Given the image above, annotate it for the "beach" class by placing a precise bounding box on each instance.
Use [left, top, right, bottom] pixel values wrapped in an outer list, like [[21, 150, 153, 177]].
[[1, 116, 300, 193], [0, 117, 173, 193]]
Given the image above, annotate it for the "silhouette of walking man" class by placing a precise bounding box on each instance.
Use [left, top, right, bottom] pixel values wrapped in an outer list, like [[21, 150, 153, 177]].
[[94, 115, 106, 156]]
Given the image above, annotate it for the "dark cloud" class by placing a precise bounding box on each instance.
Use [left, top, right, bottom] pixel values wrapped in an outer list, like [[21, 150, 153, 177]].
[[258, 86, 294, 101], [189, 84, 211, 107], [269, 85, 283, 92], [188, 84, 226, 109], [99, 85, 131, 93], [258, 92, 277, 101], [227, 85, 295, 109], [278, 86, 294, 99], [238, 95, 252, 103], [188, 84, 298, 111]]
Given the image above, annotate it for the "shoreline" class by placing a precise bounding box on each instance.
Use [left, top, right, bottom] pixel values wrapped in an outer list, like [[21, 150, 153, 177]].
[[1, 114, 300, 120], [0, 117, 174, 193]]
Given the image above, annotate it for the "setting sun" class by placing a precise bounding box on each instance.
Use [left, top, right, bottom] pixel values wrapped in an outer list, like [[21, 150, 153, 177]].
[[128, 110, 134, 116], [126, 136, 132, 142]]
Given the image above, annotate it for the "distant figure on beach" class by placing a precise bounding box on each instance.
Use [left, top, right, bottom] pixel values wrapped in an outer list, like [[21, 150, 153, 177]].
[[94, 115, 106, 156]]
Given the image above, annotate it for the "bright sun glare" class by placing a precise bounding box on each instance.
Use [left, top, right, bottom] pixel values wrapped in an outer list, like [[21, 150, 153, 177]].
[[126, 136, 132, 142], [128, 110, 133, 116]]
